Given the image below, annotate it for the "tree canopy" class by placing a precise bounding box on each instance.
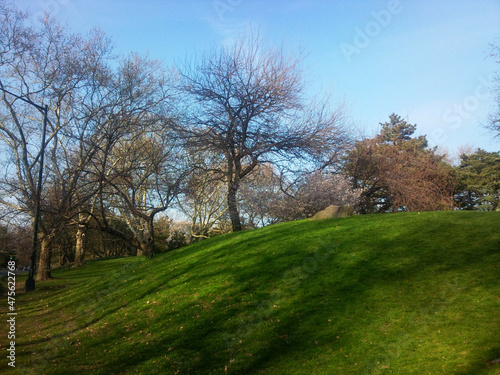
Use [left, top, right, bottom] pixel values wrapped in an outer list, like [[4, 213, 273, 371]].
[[343, 114, 456, 213], [455, 149, 500, 211]]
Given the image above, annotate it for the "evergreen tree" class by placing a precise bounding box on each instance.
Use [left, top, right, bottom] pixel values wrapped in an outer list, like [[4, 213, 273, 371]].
[[455, 149, 500, 211]]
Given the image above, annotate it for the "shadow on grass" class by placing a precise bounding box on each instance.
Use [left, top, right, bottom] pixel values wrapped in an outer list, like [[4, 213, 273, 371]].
[[454, 345, 500, 375], [12, 212, 500, 374]]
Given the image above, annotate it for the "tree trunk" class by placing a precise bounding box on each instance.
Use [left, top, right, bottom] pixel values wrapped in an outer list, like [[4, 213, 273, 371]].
[[139, 238, 155, 259], [59, 251, 70, 266], [227, 180, 242, 232], [58, 243, 74, 266], [140, 217, 156, 259], [75, 224, 86, 265], [36, 234, 53, 281]]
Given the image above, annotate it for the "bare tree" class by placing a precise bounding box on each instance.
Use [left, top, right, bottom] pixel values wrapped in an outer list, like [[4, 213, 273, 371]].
[[68, 53, 171, 263], [178, 35, 350, 231], [237, 163, 285, 227], [0, 5, 113, 280], [80, 53, 183, 259], [176, 151, 228, 240], [103, 125, 186, 258]]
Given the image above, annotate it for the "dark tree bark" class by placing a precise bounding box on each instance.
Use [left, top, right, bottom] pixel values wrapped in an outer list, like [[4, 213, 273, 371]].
[[36, 233, 53, 281], [227, 180, 242, 232]]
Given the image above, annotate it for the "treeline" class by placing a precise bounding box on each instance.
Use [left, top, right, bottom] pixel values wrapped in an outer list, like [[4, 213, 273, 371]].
[[0, 2, 499, 277]]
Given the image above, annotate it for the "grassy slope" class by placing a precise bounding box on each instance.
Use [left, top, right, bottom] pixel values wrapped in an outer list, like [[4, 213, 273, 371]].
[[1, 211, 500, 374]]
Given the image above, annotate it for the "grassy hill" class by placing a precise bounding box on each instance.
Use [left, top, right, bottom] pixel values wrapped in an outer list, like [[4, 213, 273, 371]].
[[1, 211, 500, 374]]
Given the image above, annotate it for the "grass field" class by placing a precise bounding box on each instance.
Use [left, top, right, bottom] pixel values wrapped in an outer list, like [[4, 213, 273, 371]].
[[1, 211, 499, 374]]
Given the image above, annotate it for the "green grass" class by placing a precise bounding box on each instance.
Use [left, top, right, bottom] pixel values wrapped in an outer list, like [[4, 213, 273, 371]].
[[1, 211, 500, 374]]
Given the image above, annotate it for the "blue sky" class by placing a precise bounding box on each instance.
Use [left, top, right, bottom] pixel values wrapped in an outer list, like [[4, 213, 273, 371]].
[[17, 0, 500, 155]]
